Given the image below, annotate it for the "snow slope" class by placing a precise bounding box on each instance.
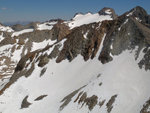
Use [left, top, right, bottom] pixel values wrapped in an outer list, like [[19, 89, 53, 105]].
[[0, 35, 149, 113], [60, 50, 150, 113]]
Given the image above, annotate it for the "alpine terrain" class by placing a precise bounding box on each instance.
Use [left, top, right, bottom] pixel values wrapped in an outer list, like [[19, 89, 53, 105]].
[[0, 6, 150, 113]]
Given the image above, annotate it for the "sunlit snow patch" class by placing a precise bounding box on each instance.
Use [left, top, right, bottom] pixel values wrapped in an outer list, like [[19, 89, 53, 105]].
[[31, 39, 57, 52], [0, 24, 14, 32], [37, 22, 57, 30], [0, 33, 5, 42], [12, 29, 34, 37], [66, 12, 112, 29]]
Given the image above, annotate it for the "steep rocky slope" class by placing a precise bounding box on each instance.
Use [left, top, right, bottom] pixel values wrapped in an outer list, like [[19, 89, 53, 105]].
[[0, 6, 150, 113]]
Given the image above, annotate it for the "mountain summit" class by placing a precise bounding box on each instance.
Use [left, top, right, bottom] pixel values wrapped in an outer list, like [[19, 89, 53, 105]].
[[0, 6, 150, 113], [125, 6, 150, 24]]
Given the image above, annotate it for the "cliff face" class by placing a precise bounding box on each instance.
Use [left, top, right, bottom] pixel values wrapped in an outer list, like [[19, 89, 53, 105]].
[[0, 6, 150, 113]]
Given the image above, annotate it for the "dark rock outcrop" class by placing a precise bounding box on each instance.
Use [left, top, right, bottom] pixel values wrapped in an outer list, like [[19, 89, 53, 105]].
[[76, 92, 98, 111], [56, 22, 106, 63], [60, 86, 85, 111], [98, 7, 118, 19], [126, 6, 150, 25], [140, 98, 150, 113], [12, 22, 39, 31], [51, 20, 71, 41], [21, 96, 32, 109], [34, 95, 48, 101], [106, 95, 117, 113]]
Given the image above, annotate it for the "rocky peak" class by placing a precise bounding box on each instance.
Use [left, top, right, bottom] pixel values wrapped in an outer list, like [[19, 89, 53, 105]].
[[98, 7, 117, 19], [126, 6, 150, 25], [131, 6, 147, 15]]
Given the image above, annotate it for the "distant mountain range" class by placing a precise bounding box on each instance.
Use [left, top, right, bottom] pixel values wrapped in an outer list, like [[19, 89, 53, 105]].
[[2, 21, 33, 26]]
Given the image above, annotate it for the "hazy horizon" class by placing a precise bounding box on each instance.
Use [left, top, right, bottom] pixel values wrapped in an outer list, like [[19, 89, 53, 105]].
[[0, 0, 150, 24]]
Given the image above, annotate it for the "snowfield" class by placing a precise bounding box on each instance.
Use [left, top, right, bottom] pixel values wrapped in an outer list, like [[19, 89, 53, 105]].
[[66, 12, 112, 29]]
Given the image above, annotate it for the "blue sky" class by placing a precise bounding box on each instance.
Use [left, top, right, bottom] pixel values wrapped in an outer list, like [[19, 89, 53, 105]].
[[0, 0, 149, 23]]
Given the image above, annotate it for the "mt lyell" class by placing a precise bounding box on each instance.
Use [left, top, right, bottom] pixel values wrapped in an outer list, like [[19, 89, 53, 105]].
[[0, 6, 150, 113]]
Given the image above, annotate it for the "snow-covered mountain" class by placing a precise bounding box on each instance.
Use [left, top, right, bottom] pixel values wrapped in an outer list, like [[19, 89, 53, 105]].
[[0, 6, 150, 113]]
